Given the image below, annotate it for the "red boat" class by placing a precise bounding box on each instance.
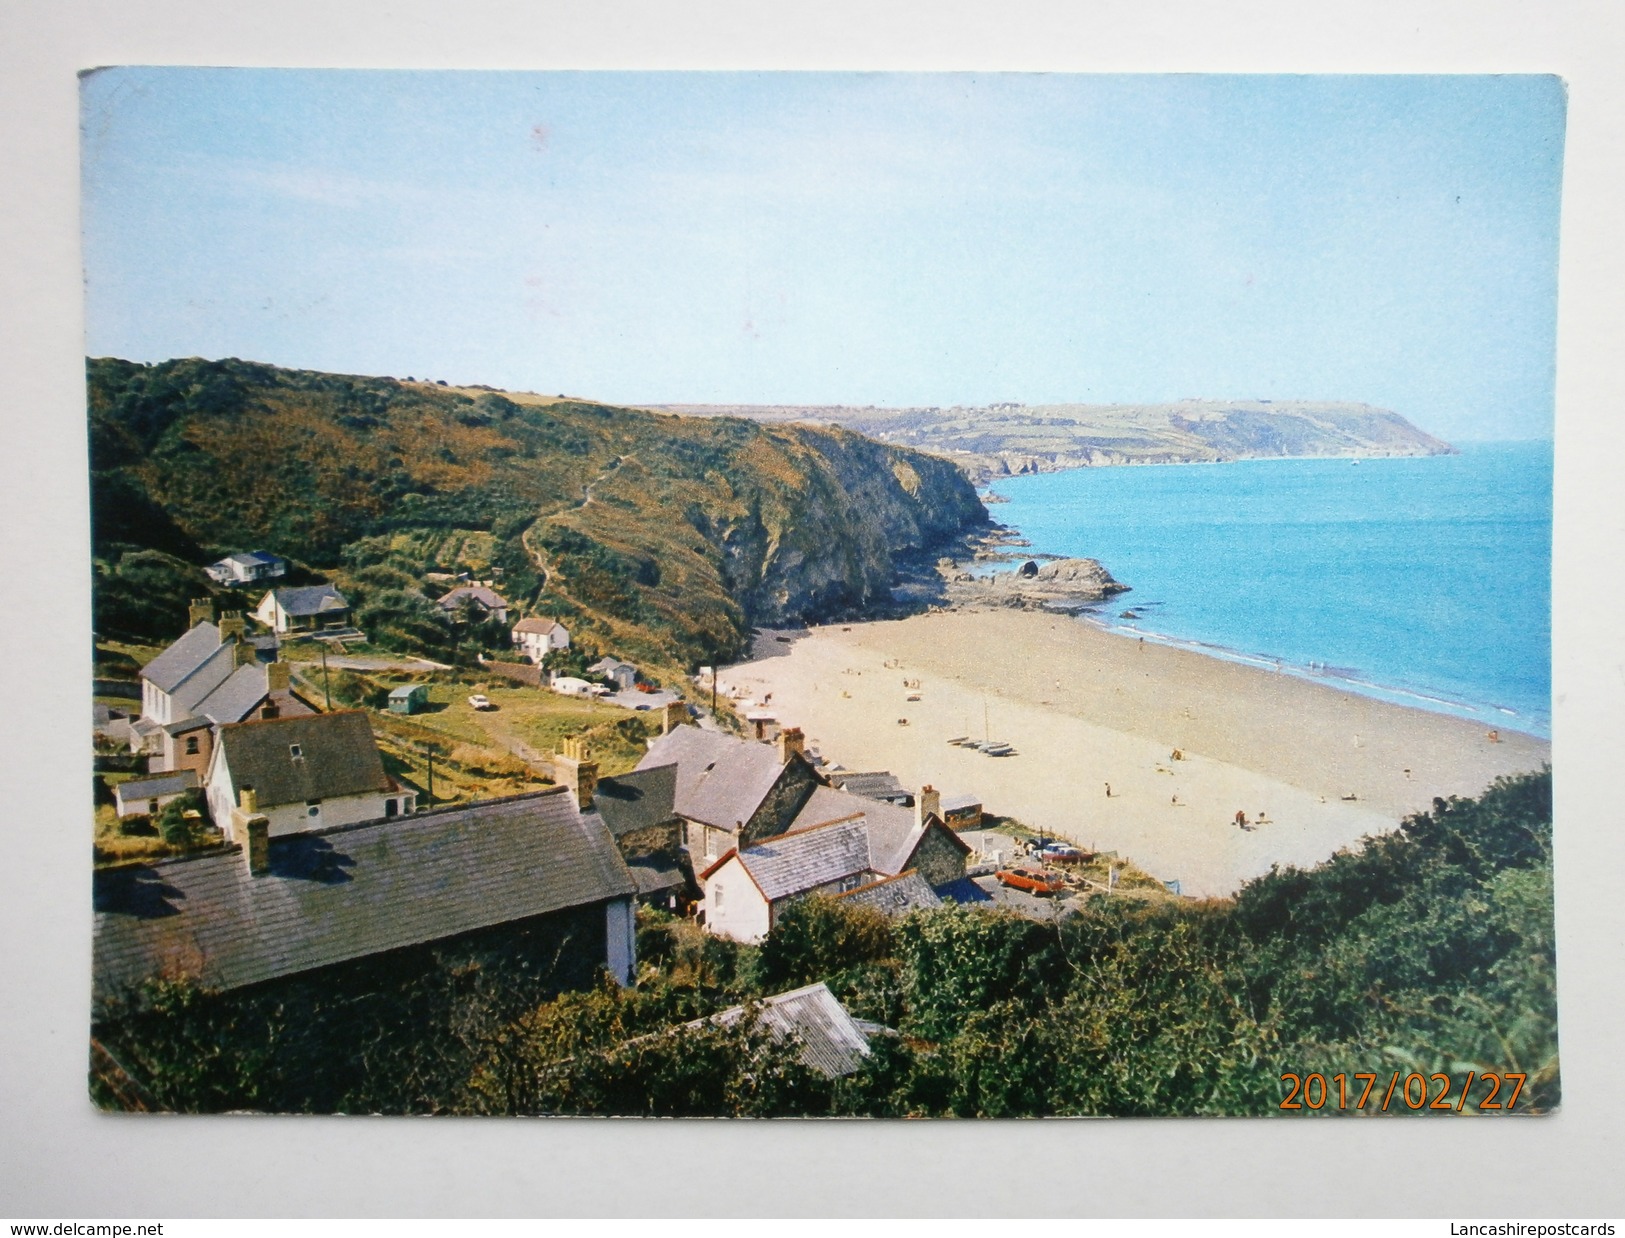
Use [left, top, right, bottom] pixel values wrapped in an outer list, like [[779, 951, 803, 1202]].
[[995, 867, 1067, 896]]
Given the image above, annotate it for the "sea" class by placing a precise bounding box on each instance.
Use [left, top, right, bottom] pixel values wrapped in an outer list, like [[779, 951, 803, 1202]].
[[986, 440, 1552, 739]]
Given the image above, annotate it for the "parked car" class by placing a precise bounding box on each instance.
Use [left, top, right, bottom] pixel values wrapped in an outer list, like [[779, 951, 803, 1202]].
[[995, 867, 1067, 896], [1040, 842, 1085, 862], [467, 694, 495, 711]]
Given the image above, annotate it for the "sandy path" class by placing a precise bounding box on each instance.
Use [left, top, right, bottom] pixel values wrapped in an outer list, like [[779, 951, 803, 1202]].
[[722, 610, 1549, 898]]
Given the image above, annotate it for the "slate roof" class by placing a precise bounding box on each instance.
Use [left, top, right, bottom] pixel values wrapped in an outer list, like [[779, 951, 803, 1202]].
[[512, 616, 561, 635], [139, 622, 223, 693], [193, 664, 271, 725], [789, 786, 969, 877], [437, 585, 509, 612], [941, 792, 982, 813], [626, 858, 686, 896], [269, 584, 350, 617], [593, 764, 678, 839], [117, 769, 199, 801], [638, 726, 794, 832], [719, 817, 874, 902], [588, 657, 636, 676], [162, 717, 212, 736], [836, 869, 943, 917], [214, 711, 389, 808], [700, 983, 873, 1079], [791, 786, 917, 874], [829, 771, 911, 802], [92, 786, 637, 999]]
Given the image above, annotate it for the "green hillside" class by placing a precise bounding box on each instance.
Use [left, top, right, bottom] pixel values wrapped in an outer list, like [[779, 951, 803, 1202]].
[[88, 357, 986, 671]]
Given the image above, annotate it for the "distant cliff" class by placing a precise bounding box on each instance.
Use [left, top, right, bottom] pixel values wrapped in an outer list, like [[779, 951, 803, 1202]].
[[650, 400, 1454, 483], [87, 357, 986, 666]]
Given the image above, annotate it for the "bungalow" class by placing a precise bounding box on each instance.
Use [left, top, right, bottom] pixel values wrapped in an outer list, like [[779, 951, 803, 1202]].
[[204, 710, 414, 840], [699, 784, 969, 942], [254, 584, 352, 635], [205, 550, 287, 587], [113, 769, 198, 820], [437, 585, 510, 625], [512, 616, 569, 663], [587, 657, 638, 691], [635, 725, 823, 868], [92, 785, 640, 1003]]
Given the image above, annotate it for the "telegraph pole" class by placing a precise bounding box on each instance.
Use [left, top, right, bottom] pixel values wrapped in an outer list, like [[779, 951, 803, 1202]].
[[319, 641, 332, 711]]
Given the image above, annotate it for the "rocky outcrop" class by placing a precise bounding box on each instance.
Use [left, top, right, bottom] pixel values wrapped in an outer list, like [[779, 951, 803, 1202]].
[[940, 556, 1129, 611]]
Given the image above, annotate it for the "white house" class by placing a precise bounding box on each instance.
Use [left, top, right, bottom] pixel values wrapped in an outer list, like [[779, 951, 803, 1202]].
[[512, 616, 569, 663], [205, 550, 287, 587], [205, 710, 414, 840], [698, 784, 969, 943]]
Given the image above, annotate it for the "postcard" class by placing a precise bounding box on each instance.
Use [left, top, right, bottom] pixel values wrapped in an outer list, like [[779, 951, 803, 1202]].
[[83, 70, 1560, 1117]]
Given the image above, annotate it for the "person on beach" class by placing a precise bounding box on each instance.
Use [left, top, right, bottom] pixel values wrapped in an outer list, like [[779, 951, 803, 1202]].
[[1235, 809, 1247, 829], [1104, 782, 1112, 798]]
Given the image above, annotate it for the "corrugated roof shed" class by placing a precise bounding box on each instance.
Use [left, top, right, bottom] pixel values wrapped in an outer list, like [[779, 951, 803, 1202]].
[[638, 727, 792, 832], [594, 764, 678, 839], [701, 983, 873, 1079], [92, 787, 637, 999], [730, 817, 873, 902], [214, 711, 389, 808], [139, 622, 223, 693], [837, 869, 943, 917]]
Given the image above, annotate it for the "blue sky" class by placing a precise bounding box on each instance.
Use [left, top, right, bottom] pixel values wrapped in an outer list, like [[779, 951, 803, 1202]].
[[80, 71, 1565, 441]]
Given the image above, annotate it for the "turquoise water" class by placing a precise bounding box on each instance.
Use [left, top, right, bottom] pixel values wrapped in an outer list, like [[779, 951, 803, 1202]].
[[988, 442, 1552, 737]]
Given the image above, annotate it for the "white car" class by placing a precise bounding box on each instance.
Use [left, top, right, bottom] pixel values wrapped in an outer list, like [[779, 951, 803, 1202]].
[[467, 694, 495, 711]]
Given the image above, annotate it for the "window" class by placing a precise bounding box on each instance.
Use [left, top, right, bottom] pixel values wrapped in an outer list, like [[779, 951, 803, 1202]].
[[714, 884, 724, 908], [306, 799, 321, 817], [384, 799, 397, 818], [184, 736, 199, 755], [289, 743, 303, 760]]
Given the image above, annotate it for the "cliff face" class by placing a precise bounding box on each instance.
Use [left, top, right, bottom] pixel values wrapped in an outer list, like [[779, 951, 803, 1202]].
[[87, 357, 987, 663]]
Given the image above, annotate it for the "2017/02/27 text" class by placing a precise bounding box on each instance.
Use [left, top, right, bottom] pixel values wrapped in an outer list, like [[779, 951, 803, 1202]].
[[1279, 1071, 1527, 1112]]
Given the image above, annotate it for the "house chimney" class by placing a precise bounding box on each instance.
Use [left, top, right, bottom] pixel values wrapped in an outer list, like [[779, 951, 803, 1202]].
[[267, 661, 291, 692], [241, 814, 270, 876], [218, 612, 246, 642], [661, 700, 688, 734], [555, 737, 598, 810], [776, 727, 805, 764], [189, 598, 215, 628], [229, 786, 270, 873], [916, 785, 942, 829], [234, 639, 258, 668]]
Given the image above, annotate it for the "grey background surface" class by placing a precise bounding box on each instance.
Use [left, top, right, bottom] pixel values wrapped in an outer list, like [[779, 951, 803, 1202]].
[[2, 0, 1621, 1219]]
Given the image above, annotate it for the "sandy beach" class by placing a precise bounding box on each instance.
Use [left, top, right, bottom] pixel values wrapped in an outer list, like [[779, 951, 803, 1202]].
[[720, 610, 1550, 898]]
